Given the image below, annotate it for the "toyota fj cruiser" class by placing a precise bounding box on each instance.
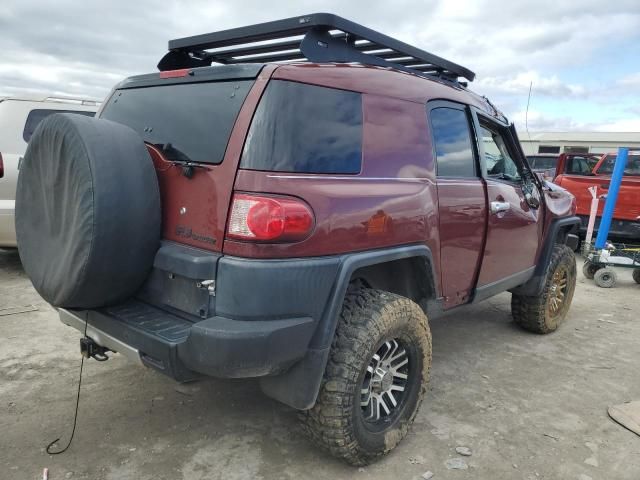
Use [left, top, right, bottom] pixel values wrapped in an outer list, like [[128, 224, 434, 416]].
[[16, 14, 580, 465]]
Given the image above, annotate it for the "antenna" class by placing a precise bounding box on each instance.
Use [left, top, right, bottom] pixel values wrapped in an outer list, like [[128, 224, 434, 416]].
[[525, 81, 533, 145]]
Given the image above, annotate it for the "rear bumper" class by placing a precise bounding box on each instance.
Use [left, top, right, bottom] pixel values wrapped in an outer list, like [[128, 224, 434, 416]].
[[56, 243, 434, 409], [59, 301, 316, 381], [578, 215, 640, 240]]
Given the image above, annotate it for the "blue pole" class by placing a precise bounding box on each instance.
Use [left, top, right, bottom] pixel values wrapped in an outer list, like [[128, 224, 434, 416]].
[[595, 147, 629, 249]]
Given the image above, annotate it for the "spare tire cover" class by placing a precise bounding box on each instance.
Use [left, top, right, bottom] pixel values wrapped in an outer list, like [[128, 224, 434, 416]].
[[16, 113, 161, 308]]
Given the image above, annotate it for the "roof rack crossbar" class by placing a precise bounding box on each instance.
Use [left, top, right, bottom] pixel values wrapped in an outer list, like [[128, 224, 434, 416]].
[[158, 13, 475, 82]]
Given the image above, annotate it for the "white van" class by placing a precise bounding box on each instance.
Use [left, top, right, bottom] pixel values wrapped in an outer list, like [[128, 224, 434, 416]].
[[0, 96, 99, 247]]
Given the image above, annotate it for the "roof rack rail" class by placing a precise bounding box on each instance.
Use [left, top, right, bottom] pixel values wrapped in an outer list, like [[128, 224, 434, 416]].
[[44, 96, 101, 106], [158, 13, 475, 82]]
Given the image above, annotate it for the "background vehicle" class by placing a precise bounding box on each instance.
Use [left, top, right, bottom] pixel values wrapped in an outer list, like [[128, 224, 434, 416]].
[[554, 152, 640, 241], [0, 96, 98, 247], [527, 153, 559, 179], [15, 14, 579, 465]]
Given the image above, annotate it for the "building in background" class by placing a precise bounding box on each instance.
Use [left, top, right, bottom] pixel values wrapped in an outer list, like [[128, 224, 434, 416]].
[[519, 132, 640, 155]]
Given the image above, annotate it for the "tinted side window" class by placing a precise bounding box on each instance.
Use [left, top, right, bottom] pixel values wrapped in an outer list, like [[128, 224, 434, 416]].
[[240, 80, 362, 174], [24, 109, 95, 142], [566, 156, 598, 175], [430, 107, 476, 177], [597, 154, 640, 175]]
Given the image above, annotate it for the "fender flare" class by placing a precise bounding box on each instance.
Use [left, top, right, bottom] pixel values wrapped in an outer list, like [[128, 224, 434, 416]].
[[260, 244, 437, 410], [510, 216, 580, 296]]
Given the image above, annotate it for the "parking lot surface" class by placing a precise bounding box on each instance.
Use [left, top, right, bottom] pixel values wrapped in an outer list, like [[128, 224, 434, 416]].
[[1, 247, 639, 479]]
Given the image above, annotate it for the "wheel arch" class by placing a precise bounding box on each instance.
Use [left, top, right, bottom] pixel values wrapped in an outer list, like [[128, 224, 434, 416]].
[[260, 244, 438, 410], [510, 216, 580, 296]]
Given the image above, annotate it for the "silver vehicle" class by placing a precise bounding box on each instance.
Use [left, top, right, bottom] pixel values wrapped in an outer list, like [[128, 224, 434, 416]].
[[0, 96, 98, 247]]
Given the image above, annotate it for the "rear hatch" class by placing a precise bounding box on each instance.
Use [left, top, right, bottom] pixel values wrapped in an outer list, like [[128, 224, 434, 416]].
[[97, 64, 273, 319], [99, 64, 269, 253]]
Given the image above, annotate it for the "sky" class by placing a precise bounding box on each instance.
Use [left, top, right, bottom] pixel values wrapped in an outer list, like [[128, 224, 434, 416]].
[[1, 0, 639, 133]]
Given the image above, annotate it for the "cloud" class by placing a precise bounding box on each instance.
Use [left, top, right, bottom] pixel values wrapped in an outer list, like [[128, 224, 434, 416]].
[[0, 0, 639, 132], [595, 118, 640, 132], [618, 73, 640, 88], [511, 110, 587, 132], [477, 71, 588, 98]]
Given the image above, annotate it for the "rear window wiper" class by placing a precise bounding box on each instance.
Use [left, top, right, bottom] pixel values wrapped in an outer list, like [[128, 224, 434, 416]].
[[154, 143, 210, 177]]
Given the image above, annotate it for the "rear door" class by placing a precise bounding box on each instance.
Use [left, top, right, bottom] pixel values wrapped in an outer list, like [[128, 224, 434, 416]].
[[472, 111, 543, 290], [99, 65, 275, 252], [428, 101, 487, 308]]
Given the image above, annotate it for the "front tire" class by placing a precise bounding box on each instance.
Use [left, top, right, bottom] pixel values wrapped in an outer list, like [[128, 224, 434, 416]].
[[512, 244, 577, 334], [299, 286, 432, 466], [632, 268, 640, 285]]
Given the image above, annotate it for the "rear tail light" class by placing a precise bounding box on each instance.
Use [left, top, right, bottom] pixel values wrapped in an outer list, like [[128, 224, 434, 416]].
[[0, 152, 4, 178], [227, 193, 314, 242]]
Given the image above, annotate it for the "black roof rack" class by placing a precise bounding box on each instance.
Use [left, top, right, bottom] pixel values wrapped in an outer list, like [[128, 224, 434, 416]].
[[158, 13, 475, 82]]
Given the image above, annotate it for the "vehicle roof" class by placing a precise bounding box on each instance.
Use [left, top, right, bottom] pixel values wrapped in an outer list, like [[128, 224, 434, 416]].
[[119, 62, 507, 124], [0, 94, 100, 107], [273, 63, 497, 113]]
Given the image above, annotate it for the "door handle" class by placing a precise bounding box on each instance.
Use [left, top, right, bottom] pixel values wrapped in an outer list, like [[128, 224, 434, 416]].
[[490, 201, 510, 214]]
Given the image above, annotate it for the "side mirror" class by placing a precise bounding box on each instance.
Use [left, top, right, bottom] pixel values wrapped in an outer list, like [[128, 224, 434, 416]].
[[525, 191, 540, 209]]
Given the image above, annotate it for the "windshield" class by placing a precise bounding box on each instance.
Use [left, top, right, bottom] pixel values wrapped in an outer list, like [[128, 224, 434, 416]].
[[596, 154, 640, 176], [101, 80, 253, 164]]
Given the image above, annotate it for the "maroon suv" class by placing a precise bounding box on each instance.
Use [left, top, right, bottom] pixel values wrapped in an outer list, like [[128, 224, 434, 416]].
[[15, 14, 580, 465]]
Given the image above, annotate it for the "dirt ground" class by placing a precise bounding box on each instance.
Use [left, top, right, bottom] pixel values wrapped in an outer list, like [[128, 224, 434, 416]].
[[1, 247, 639, 480]]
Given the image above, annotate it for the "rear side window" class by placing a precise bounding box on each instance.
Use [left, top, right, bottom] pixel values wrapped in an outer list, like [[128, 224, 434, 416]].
[[240, 80, 362, 174], [597, 154, 640, 175], [24, 109, 95, 142], [101, 80, 253, 164], [429, 107, 476, 177], [566, 155, 599, 175]]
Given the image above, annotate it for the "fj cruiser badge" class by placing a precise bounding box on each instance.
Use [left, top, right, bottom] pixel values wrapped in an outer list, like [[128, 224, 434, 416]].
[[176, 225, 216, 245]]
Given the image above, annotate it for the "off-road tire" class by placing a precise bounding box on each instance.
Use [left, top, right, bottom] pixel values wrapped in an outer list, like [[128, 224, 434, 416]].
[[582, 261, 600, 280], [632, 268, 640, 285], [594, 267, 617, 288], [511, 244, 576, 334], [299, 286, 432, 466]]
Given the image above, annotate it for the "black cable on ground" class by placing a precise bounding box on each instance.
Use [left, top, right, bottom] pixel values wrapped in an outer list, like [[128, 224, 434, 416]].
[[46, 316, 88, 455]]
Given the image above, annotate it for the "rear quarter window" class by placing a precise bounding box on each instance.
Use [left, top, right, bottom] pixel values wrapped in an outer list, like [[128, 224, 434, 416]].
[[24, 109, 95, 142], [240, 80, 362, 174]]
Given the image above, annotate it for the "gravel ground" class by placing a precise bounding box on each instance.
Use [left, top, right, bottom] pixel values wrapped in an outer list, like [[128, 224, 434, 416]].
[[1, 247, 639, 480]]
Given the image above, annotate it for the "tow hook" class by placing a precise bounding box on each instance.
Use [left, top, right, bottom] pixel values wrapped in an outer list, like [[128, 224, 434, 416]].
[[80, 337, 110, 362]]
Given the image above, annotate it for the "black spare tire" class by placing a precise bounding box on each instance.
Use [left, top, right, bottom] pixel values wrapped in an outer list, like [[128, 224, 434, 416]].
[[15, 113, 160, 308]]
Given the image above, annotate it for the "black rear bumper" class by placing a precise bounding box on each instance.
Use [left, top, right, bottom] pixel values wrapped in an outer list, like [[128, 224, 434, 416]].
[[60, 242, 436, 409], [63, 300, 316, 381]]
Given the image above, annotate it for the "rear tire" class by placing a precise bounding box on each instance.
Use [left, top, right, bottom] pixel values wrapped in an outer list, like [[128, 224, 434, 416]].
[[299, 286, 431, 466], [512, 244, 576, 334], [632, 268, 640, 285], [582, 261, 600, 280], [594, 268, 617, 288]]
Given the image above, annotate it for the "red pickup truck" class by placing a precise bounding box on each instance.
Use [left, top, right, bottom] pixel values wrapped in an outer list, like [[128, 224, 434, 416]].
[[554, 152, 640, 241]]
